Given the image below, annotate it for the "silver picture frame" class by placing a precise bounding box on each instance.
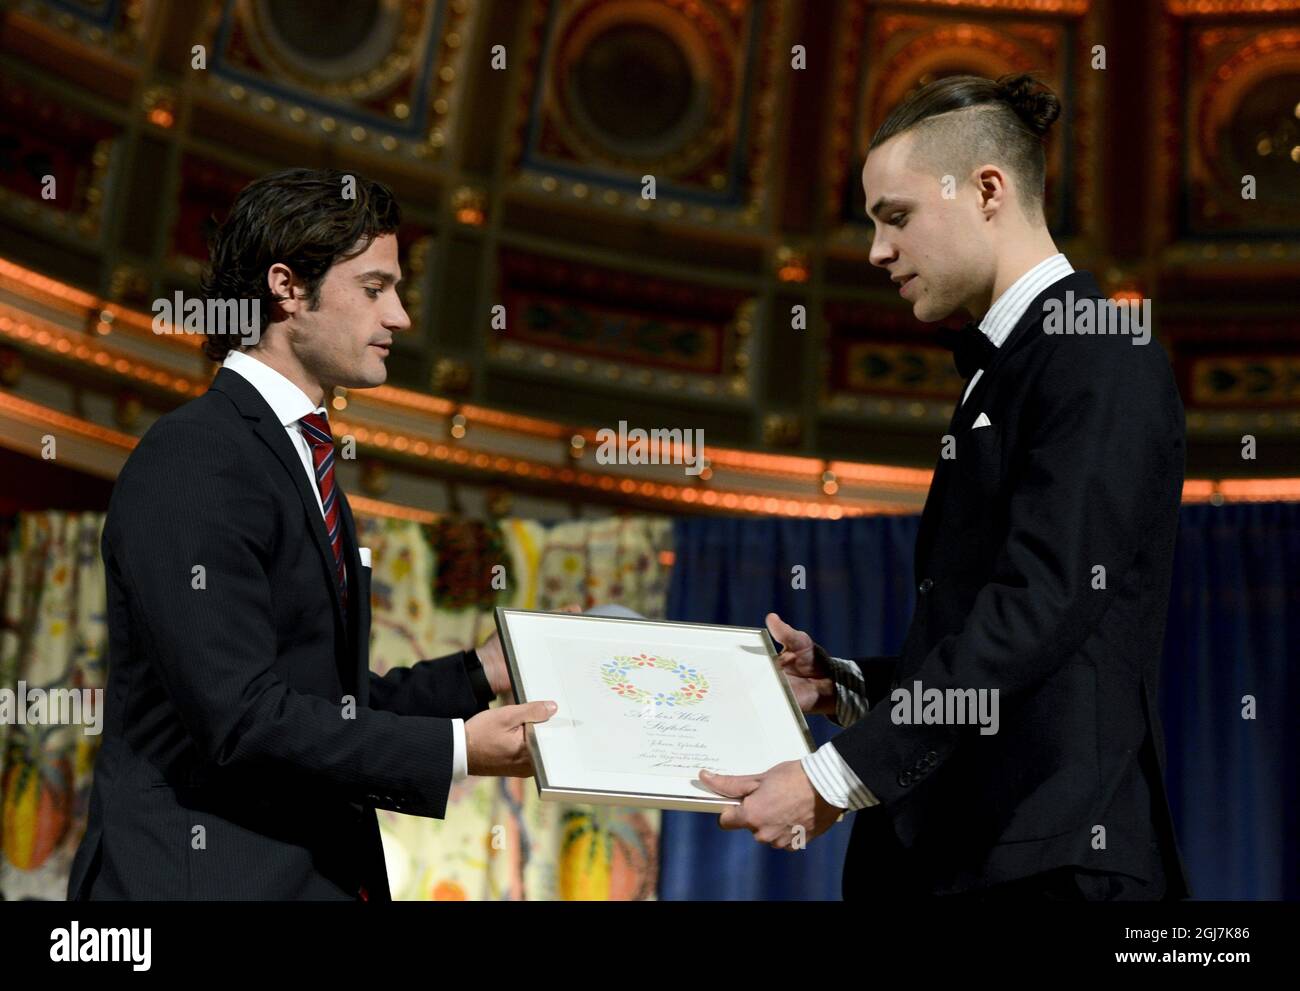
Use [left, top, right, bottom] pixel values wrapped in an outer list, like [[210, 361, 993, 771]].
[[494, 607, 817, 813]]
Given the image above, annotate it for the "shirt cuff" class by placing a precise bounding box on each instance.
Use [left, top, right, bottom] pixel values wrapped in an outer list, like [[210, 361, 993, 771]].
[[827, 655, 869, 727], [801, 741, 879, 811], [451, 718, 468, 782]]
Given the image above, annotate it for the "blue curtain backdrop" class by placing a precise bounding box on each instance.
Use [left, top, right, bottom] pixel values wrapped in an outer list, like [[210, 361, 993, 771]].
[[659, 502, 1299, 900]]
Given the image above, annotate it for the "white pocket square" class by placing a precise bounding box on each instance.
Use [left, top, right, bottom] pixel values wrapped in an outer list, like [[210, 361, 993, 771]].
[[359, 546, 372, 568], [971, 412, 992, 429]]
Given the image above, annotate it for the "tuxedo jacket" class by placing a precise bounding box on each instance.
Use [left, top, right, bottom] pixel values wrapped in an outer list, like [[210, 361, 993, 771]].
[[835, 271, 1190, 899], [67, 368, 493, 900]]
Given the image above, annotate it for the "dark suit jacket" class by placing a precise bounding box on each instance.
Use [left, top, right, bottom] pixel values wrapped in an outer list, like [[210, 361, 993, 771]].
[[834, 271, 1190, 899], [67, 367, 494, 900]]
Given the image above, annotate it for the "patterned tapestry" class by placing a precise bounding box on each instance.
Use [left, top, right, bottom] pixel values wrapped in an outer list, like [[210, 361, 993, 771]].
[[0, 513, 106, 902], [0, 510, 673, 901]]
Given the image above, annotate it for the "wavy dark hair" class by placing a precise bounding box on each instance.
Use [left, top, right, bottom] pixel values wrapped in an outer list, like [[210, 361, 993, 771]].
[[868, 73, 1062, 219], [199, 167, 401, 361]]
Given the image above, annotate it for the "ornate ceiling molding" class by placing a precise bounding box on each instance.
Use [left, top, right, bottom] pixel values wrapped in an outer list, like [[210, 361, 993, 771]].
[[191, 0, 478, 162], [2, 256, 1296, 520], [507, 0, 791, 232]]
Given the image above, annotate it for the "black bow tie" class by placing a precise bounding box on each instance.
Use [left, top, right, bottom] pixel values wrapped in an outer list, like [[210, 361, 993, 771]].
[[936, 322, 997, 380]]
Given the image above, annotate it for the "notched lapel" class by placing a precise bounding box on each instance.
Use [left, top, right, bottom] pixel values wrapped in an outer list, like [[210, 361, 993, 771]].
[[209, 370, 347, 628], [336, 487, 369, 696], [959, 270, 1103, 423], [914, 271, 1102, 572]]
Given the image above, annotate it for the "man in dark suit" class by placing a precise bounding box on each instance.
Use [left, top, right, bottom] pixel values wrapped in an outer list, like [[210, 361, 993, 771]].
[[68, 168, 555, 900], [701, 75, 1189, 900]]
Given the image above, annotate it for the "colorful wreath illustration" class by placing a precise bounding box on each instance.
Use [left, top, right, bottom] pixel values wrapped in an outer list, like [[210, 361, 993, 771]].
[[600, 654, 710, 708]]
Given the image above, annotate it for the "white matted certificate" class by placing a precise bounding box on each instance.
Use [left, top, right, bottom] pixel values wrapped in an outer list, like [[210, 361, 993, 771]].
[[494, 607, 815, 813]]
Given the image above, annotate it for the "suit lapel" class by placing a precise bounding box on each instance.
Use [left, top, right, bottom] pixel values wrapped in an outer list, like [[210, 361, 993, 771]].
[[958, 271, 1104, 426], [914, 400, 964, 578], [336, 486, 368, 697], [914, 271, 1104, 572], [209, 369, 347, 632]]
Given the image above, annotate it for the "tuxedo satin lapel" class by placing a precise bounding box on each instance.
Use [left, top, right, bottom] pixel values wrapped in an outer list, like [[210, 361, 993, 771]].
[[209, 369, 347, 628], [914, 399, 964, 577], [913, 270, 1103, 572], [957, 270, 1104, 429]]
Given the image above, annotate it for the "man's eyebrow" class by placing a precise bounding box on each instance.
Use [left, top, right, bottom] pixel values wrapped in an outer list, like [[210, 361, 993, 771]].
[[356, 269, 403, 287], [867, 196, 914, 221]]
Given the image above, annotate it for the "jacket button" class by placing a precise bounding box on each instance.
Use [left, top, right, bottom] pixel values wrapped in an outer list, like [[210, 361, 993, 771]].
[[898, 771, 913, 787], [918, 578, 933, 594]]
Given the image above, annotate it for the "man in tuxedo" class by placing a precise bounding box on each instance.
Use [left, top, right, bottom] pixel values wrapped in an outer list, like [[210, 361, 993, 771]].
[[701, 74, 1189, 900], [68, 168, 555, 900]]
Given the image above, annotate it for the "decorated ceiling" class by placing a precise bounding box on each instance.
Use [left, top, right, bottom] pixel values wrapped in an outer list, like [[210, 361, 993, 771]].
[[0, 0, 1297, 517]]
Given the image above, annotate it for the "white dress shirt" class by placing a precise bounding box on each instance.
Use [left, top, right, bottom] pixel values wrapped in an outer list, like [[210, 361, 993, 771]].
[[799, 253, 1075, 810], [223, 350, 469, 784]]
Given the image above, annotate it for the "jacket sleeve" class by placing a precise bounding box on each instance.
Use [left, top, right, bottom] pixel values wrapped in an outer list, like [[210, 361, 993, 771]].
[[109, 419, 458, 819], [829, 334, 1183, 832], [368, 649, 495, 719]]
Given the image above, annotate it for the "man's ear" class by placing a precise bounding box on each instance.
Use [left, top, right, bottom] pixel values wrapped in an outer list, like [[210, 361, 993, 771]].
[[975, 164, 1008, 217], [266, 262, 301, 317]]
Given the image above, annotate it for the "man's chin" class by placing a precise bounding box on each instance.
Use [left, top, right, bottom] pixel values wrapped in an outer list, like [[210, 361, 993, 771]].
[[328, 372, 386, 393], [912, 299, 956, 324], [346, 360, 389, 389]]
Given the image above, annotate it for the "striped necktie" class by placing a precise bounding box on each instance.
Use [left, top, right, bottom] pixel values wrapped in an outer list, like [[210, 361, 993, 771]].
[[299, 411, 348, 609]]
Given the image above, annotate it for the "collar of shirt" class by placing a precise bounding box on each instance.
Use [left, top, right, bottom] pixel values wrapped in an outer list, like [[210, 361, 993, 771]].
[[222, 349, 326, 427], [975, 253, 1074, 349]]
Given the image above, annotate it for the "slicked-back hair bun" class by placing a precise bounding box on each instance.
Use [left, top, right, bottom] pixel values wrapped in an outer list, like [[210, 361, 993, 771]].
[[996, 73, 1061, 138]]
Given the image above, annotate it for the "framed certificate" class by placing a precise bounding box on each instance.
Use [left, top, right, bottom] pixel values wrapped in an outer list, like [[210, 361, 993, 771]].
[[494, 607, 816, 813]]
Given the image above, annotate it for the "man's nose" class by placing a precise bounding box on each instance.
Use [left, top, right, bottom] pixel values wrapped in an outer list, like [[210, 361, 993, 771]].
[[387, 300, 412, 333], [868, 233, 896, 269]]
